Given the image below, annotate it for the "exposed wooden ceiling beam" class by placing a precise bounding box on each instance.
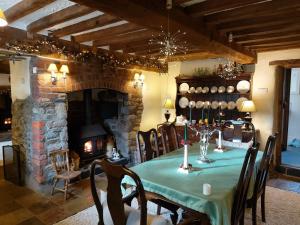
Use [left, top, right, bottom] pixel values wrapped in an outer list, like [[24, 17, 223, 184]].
[[51, 14, 120, 37], [244, 36, 300, 47], [73, 22, 142, 43], [185, 0, 265, 17], [235, 30, 300, 44], [255, 44, 300, 52], [4, 0, 56, 23], [232, 23, 300, 38], [204, 0, 300, 25], [93, 30, 154, 47], [27, 4, 95, 33], [71, 0, 256, 64], [218, 13, 300, 33], [269, 59, 300, 68]]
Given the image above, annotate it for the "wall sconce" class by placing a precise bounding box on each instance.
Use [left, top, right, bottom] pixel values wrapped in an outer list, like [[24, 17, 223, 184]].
[[59, 64, 69, 80], [48, 63, 69, 84], [0, 9, 8, 27], [134, 72, 145, 88], [47, 63, 58, 84]]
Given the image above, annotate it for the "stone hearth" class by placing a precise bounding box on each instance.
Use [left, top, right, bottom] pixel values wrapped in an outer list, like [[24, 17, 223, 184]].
[[10, 57, 143, 190]]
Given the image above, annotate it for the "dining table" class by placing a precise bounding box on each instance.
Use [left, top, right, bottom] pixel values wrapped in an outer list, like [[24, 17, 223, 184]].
[[122, 143, 263, 225]]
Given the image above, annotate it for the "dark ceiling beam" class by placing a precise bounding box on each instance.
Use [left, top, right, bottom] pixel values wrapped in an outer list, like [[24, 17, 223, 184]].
[[71, 0, 256, 64], [93, 30, 154, 47], [217, 13, 300, 33], [243, 36, 300, 47], [235, 30, 300, 44], [255, 44, 300, 52], [27, 4, 95, 33], [203, 0, 300, 25], [185, 0, 265, 17], [51, 14, 120, 37], [4, 0, 56, 23], [269, 59, 300, 68], [72, 22, 142, 43]]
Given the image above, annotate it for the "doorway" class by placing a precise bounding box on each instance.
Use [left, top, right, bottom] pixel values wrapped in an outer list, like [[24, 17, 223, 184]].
[[281, 68, 300, 169]]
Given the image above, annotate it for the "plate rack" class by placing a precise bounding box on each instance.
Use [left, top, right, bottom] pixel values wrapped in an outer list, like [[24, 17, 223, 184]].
[[175, 73, 253, 123]]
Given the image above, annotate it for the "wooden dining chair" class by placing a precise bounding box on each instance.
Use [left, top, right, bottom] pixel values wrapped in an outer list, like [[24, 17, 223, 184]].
[[90, 159, 196, 225], [231, 145, 259, 225], [49, 149, 81, 200], [223, 120, 257, 146], [158, 123, 179, 154], [248, 133, 278, 225], [136, 129, 159, 163], [136, 128, 180, 224]]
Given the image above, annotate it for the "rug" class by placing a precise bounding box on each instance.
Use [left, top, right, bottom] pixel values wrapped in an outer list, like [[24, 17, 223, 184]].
[[54, 186, 300, 225]]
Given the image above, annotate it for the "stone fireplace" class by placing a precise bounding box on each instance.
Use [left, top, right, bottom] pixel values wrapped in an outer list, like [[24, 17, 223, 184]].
[[10, 57, 143, 191]]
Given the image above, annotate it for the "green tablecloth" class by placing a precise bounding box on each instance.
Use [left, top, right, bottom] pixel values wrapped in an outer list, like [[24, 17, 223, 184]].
[[123, 144, 262, 225]]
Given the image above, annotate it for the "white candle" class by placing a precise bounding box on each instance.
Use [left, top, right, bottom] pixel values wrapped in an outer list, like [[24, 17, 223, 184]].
[[218, 130, 222, 148], [183, 144, 188, 169], [203, 183, 212, 195]]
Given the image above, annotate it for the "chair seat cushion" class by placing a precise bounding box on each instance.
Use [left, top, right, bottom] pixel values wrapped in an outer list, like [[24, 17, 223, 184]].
[[216, 138, 253, 149], [101, 191, 171, 225], [56, 170, 81, 180]]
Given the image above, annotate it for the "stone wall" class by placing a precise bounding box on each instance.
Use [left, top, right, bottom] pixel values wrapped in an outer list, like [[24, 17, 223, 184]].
[[11, 56, 143, 186]]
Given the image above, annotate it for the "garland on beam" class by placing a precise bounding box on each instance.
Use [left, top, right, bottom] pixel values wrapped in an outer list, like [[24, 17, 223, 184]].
[[5, 39, 167, 72]]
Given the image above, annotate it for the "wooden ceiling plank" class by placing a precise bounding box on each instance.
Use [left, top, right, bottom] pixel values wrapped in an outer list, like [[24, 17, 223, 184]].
[[27, 4, 95, 33], [73, 22, 143, 43], [71, 0, 256, 64], [51, 14, 120, 37], [204, 0, 300, 25], [185, 0, 265, 17], [218, 13, 300, 33], [244, 36, 300, 47], [235, 30, 300, 44], [4, 0, 56, 23], [93, 30, 154, 47]]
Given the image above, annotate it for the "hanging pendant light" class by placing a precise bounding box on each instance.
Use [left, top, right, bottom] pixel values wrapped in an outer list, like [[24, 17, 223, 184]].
[[0, 9, 8, 27]]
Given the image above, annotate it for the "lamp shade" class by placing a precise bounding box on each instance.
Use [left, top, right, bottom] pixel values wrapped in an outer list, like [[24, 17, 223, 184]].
[[60, 65, 69, 73], [47, 63, 58, 72], [0, 9, 7, 27], [134, 73, 140, 80], [163, 98, 175, 109], [240, 100, 256, 112]]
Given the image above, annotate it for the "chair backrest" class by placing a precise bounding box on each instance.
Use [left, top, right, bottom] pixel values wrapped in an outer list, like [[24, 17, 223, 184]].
[[253, 133, 278, 198], [158, 123, 179, 153], [49, 149, 70, 175], [90, 159, 147, 225], [231, 145, 259, 225], [223, 120, 256, 145], [136, 129, 159, 163]]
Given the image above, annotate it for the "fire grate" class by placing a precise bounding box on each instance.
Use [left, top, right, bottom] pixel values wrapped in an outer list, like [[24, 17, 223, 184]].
[[2, 145, 23, 185]]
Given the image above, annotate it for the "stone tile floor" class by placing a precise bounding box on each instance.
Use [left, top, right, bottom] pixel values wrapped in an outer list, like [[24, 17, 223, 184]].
[[0, 168, 300, 225]]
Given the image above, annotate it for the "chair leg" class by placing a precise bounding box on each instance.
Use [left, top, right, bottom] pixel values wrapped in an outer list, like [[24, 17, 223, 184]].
[[252, 200, 257, 225], [156, 205, 161, 215], [64, 180, 69, 200], [239, 211, 245, 225], [170, 211, 178, 225], [261, 191, 266, 222], [51, 178, 58, 195]]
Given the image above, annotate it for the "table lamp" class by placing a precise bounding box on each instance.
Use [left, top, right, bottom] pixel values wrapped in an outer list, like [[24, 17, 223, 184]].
[[240, 100, 256, 123], [163, 98, 174, 123]]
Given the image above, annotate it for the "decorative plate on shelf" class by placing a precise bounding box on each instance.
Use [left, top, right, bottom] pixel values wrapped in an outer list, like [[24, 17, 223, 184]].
[[228, 101, 236, 110], [227, 86, 235, 93], [195, 87, 202, 93], [211, 101, 219, 109], [189, 87, 195, 93], [203, 101, 210, 108], [202, 86, 209, 93], [179, 97, 189, 108], [196, 101, 204, 108], [236, 97, 248, 110], [179, 83, 189, 94], [237, 80, 250, 94], [220, 101, 227, 110], [218, 86, 226, 93], [211, 86, 218, 94], [189, 101, 196, 108]]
